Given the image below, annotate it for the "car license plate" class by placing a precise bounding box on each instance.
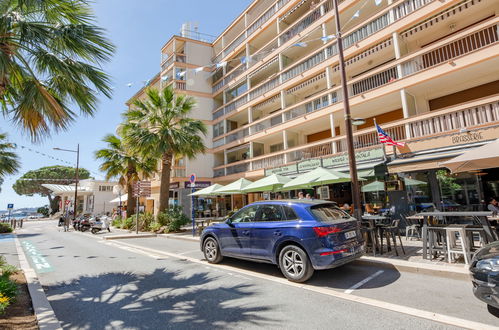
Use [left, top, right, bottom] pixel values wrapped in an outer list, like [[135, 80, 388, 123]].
[[345, 231, 356, 239]]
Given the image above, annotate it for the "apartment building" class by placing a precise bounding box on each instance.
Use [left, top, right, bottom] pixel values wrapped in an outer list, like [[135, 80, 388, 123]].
[[132, 0, 499, 215]]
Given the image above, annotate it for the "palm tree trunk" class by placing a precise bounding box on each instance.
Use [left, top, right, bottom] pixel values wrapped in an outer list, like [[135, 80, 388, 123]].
[[159, 152, 173, 213], [126, 176, 135, 217]]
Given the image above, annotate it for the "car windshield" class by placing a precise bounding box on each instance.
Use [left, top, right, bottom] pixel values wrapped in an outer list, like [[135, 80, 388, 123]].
[[310, 204, 350, 223]]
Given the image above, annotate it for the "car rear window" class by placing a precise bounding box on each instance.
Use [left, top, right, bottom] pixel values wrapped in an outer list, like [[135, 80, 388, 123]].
[[310, 204, 350, 223]]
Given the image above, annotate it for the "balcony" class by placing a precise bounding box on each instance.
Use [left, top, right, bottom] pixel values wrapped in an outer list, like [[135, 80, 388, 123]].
[[213, 97, 499, 179]]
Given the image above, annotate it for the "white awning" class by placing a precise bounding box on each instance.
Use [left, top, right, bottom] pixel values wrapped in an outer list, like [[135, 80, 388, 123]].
[[42, 184, 91, 194], [109, 194, 127, 203]]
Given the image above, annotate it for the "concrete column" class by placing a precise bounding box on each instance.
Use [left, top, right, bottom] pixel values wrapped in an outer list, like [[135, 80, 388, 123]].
[[330, 113, 337, 154], [283, 130, 288, 149], [245, 43, 251, 69], [400, 89, 417, 139], [280, 90, 286, 110], [249, 142, 253, 171], [388, 0, 395, 23], [320, 3, 325, 16], [248, 106, 253, 123], [392, 32, 403, 79], [224, 150, 228, 165]]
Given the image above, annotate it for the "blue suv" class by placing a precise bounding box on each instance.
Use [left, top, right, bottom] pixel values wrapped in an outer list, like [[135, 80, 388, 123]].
[[200, 200, 364, 282]]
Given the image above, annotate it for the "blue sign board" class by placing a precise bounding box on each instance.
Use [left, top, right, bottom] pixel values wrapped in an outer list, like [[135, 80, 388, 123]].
[[7, 204, 14, 209]]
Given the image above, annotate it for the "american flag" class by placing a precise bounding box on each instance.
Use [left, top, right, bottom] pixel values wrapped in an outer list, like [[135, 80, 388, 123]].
[[375, 122, 405, 147]]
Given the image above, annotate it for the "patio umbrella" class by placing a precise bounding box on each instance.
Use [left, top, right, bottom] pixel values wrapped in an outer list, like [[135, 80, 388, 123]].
[[403, 178, 426, 186], [188, 184, 225, 196], [361, 180, 385, 193], [213, 178, 253, 195], [440, 139, 499, 173], [242, 174, 291, 193], [282, 167, 351, 191]]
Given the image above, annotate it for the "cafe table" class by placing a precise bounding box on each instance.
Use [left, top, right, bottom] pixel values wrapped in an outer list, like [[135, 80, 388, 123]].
[[416, 211, 497, 260]]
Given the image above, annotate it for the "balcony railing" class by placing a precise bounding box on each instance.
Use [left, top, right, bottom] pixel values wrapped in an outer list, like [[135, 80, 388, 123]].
[[351, 66, 398, 96], [280, 1, 333, 44], [175, 81, 186, 90], [281, 49, 326, 82], [226, 163, 250, 175], [393, 0, 434, 21], [409, 101, 499, 138], [252, 154, 285, 170], [401, 25, 498, 76], [249, 77, 279, 100]]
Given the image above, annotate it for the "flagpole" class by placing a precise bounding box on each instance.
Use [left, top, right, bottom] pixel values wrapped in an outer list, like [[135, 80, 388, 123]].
[[333, 0, 362, 222]]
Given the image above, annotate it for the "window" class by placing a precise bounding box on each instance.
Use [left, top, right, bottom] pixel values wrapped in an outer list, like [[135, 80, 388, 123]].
[[282, 205, 298, 220], [230, 205, 258, 223], [257, 205, 285, 222], [310, 204, 349, 223]]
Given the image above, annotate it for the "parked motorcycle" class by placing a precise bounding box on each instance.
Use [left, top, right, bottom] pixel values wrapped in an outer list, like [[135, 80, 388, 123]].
[[90, 217, 103, 234], [79, 217, 91, 232]]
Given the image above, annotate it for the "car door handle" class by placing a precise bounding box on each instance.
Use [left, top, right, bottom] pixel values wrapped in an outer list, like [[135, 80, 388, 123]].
[[273, 231, 282, 236], [242, 230, 250, 236]]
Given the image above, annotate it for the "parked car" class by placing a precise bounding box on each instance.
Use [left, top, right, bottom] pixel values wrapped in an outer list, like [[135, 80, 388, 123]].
[[200, 200, 364, 283], [470, 240, 499, 316]]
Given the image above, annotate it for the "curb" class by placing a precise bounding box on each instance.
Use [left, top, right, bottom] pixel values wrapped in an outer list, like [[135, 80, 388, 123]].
[[13, 236, 62, 330], [103, 233, 157, 240], [157, 233, 200, 242]]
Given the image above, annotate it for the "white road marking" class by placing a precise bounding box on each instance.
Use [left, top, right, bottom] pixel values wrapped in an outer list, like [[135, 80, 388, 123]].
[[344, 270, 384, 294], [107, 239, 496, 330], [177, 249, 200, 255]]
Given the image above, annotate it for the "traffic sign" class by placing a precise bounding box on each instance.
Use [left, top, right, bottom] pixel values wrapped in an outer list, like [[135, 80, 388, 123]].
[[7, 204, 13, 209], [189, 173, 196, 185], [132, 181, 151, 197]]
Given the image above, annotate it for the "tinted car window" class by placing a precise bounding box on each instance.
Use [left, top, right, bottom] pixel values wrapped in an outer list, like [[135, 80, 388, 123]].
[[283, 205, 298, 220], [257, 205, 285, 222], [310, 204, 350, 223], [231, 205, 258, 223]]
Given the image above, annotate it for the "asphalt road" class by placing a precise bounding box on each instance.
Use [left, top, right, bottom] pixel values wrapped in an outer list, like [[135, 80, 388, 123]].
[[11, 220, 499, 329]]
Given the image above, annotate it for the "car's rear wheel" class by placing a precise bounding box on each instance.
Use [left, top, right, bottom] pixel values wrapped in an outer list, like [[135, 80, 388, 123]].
[[203, 237, 223, 264], [278, 245, 314, 283]]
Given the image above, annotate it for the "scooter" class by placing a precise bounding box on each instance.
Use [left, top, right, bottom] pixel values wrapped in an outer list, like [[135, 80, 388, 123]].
[[90, 217, 103, 234], [79, 217, 92, 232]]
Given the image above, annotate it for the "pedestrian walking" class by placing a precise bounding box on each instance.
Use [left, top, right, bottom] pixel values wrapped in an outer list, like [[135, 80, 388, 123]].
[[102, 214, 111, 232], [63, 215, 70, 232]]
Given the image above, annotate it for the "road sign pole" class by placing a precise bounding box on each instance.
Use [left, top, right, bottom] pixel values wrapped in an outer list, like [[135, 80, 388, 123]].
[[135, 183, 140, 235]]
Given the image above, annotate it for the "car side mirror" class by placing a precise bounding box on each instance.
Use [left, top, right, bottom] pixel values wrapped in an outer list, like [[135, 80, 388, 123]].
[[226, 218, 234, 226]]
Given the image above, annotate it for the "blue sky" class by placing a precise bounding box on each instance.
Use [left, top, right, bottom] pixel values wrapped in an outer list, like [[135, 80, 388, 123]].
[[0, 0, 251, 209]]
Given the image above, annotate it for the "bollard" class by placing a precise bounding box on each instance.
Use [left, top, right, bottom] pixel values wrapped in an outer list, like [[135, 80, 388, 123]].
[[20, 219, 23, 228]]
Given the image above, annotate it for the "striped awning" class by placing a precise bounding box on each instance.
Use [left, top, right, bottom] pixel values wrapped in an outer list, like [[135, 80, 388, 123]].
[[42, 184, 91, 194]]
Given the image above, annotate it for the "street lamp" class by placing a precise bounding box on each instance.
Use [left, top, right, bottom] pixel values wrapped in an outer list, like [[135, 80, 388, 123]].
[[333, 0, 362, 221], [54, 144, 80, 221]]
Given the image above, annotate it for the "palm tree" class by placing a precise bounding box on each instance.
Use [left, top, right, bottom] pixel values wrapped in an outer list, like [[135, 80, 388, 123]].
[[0, 132, 19, 192], [0, 0, 114, 141], [123, 87, 207, 213], [95, 134, 156, 216]]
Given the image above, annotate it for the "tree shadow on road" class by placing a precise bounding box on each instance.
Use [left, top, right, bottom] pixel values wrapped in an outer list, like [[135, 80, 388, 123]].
[[46, 268, 278, 329]]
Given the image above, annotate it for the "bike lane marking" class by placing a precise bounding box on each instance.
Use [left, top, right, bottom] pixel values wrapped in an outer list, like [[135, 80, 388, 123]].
[[344, 270, 384, 294], [21, 240, 54, 273]]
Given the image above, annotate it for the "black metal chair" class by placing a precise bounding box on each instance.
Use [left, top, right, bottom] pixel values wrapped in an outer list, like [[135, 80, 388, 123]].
[[361, 219, 379, 257], [381, 219, 405, 256]]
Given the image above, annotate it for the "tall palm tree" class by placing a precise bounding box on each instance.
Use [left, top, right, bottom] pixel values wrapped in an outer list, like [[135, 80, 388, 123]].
[[123, 87, 207, 213], [95, 134, 156, 216], [0, 132, 19, 192], [0, 0, 115, 141]]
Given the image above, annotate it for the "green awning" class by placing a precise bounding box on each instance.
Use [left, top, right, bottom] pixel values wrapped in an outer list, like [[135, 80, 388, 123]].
[[404, 178, 426, 186], [242, 174, 291, 193], [213, 178, 253, 195], [361, 180, 385, 193], [189, 184, 225, 196], [282, 167, 351, 191]]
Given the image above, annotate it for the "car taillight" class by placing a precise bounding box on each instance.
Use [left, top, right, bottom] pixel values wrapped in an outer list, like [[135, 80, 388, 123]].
[[320, 249, 348, 256], [313, 226, 342, 237]]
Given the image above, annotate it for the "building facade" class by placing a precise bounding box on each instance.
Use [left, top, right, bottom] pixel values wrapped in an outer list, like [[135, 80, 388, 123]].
[[130, 0, 499, 216]]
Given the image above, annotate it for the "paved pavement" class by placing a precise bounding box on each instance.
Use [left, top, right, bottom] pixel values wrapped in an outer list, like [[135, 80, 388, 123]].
[[7, 221, 499, 329]]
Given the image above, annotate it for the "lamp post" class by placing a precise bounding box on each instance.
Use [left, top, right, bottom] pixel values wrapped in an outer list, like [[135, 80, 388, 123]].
[[54, 144, 80, 221], [333, 0, 362, 221]]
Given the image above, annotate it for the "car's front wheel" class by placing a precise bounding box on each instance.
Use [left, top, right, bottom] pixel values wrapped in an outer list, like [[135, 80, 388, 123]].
[[278, 245, 314, 283], [203, 237, 223, 264]]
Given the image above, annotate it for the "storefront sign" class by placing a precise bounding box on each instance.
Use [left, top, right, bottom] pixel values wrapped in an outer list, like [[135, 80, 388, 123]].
[[298, 159, 321, 172], [265, 147, 385, 176], [170, 182, 180, 189], [451, 132, 484, 144], [322, 148, 384, 167], [265, 164, 298, 176], [184, 181, 211, 189]]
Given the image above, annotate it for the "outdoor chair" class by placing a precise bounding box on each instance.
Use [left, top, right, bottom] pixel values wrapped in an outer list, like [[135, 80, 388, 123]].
[[426, 219, 448, 261], [402, 214, 421, 240], [380, 219, 405, 256]]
